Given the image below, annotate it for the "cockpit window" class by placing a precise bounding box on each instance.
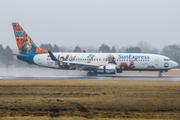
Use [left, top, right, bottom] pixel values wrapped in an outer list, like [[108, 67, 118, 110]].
[[164, 59, 171, 61]]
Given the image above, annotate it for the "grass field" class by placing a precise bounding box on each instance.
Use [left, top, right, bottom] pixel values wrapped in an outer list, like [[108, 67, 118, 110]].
[[0, 80, 180, 119]]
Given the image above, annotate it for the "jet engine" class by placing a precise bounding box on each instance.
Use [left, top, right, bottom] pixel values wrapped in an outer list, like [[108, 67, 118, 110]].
[[96, 65, 117, 74]]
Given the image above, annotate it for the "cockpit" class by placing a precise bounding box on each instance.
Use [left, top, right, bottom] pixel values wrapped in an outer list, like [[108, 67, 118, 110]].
[[164, 59, 171, 61]]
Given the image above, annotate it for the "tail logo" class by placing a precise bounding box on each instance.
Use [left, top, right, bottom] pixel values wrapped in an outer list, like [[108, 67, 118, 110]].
[[15, 31, 25, 36], [20, 35, 36, 54]]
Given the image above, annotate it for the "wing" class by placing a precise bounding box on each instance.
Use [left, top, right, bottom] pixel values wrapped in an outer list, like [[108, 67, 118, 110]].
[[63, 61, 100, 70], [48, 49, 100, 70]]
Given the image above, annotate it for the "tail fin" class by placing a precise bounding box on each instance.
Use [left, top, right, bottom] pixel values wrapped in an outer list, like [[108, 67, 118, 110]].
[[12, 22, 48, 54]]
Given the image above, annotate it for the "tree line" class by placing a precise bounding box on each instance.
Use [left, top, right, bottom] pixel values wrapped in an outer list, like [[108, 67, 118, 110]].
[[0, 41, 180, 68]]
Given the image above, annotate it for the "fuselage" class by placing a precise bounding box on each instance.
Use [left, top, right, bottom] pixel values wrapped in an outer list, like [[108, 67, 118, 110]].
[[12, 22, 179, 77], [18, 52, 178, 73]]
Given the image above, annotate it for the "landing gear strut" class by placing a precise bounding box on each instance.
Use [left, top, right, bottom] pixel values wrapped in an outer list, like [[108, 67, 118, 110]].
[[158, 72, 162, 77], [87, 71, 97, 76], [87, 72, 92, 76]]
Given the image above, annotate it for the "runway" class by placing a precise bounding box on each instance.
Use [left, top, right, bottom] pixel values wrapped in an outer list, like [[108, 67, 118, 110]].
[[0, 75, 180, 81], [0, 68, 180, 81]]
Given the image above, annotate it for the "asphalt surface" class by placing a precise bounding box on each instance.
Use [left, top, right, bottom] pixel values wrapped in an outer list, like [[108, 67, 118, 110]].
[[0, 68, 180, 81], [1, 75, 180, 81]]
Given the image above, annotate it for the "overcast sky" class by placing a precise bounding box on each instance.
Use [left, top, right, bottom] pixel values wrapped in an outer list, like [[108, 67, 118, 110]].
[[1, 0, 180, 50]]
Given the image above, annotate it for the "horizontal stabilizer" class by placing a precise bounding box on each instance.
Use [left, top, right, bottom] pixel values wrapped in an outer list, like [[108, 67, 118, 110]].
[[2, 52, 29, 58], [63, 61, 100, 70]]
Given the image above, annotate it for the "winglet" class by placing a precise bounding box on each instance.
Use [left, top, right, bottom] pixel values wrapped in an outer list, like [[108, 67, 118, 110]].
[[83, 48, 86, 53], [47, 49, 59, 61]]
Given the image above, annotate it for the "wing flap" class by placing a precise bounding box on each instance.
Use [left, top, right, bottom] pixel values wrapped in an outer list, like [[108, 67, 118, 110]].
[[63, 61, 100, 70]]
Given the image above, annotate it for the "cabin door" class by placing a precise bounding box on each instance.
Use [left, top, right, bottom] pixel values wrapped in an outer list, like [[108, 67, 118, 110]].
[[155, 57, 159, 65], [38, 56, 42, 64]]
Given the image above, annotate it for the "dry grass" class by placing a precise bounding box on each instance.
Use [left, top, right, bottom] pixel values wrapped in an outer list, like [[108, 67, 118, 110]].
[[0, 80, 180, 119], [0, 116, 167, 120]]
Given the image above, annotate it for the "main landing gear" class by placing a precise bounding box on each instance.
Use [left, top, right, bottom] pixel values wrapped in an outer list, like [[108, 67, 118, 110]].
[[158, 71, 162, 77], [87, 71, 97, 76]]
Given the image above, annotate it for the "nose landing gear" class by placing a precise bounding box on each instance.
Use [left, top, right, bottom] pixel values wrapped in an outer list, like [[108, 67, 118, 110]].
[[158, 72, 162, 77]]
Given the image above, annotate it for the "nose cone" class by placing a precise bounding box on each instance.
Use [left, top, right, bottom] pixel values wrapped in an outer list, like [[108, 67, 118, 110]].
[[171, 61, 178, 68]]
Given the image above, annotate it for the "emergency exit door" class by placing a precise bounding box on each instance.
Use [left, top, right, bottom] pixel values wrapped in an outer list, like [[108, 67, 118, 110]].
[[155, 57, 159, 65]]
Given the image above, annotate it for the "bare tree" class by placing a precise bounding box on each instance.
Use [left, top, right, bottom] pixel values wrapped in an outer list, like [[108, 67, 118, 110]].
[[85, 45, 98, 53], [136, 41, 152, 53], [73, 45, 81, 52], [99, 44, 111, 53], [161, 44, 180, 67], [126, 47, 141, 53], [119, 47, 126, 53]]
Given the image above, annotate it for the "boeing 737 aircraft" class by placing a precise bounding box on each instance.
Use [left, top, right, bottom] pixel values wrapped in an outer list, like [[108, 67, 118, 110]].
[[12, 22, 178, 77]]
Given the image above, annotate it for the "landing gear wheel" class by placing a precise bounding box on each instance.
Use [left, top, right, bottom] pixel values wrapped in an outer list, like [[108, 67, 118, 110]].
[[87, 72, 92, 76], [87, 71, 97, 76], [158, 73, 162, 77], [92, 71, 97, 76]]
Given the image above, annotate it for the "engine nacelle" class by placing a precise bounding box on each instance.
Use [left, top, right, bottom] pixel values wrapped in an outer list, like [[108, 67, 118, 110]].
[[97, 66, 117, 74]]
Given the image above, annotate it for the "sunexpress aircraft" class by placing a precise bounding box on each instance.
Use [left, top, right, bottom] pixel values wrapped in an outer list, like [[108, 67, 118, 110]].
[[12, 22, 178, 77]]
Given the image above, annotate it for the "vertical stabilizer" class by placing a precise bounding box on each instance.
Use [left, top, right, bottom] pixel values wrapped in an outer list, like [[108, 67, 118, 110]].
[[12, 22, 48, 54]]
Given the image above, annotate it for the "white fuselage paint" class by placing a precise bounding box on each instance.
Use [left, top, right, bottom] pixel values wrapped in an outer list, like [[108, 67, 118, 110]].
[[33, 53, 178, 71]]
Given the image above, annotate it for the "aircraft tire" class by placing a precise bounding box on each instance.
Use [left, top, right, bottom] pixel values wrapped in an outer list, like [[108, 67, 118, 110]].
[[158, 73, 162, 77], [92, 71, 97, 76], [87, 72, 92, 76]]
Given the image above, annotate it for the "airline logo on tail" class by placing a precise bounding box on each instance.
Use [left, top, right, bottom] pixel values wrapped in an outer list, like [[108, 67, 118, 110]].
[[12, 22, 48, 54], [15, 31, 25, 36]]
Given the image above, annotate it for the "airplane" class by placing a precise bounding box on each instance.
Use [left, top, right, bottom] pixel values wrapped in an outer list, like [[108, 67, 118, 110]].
[[12, 22, 178, 77]]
